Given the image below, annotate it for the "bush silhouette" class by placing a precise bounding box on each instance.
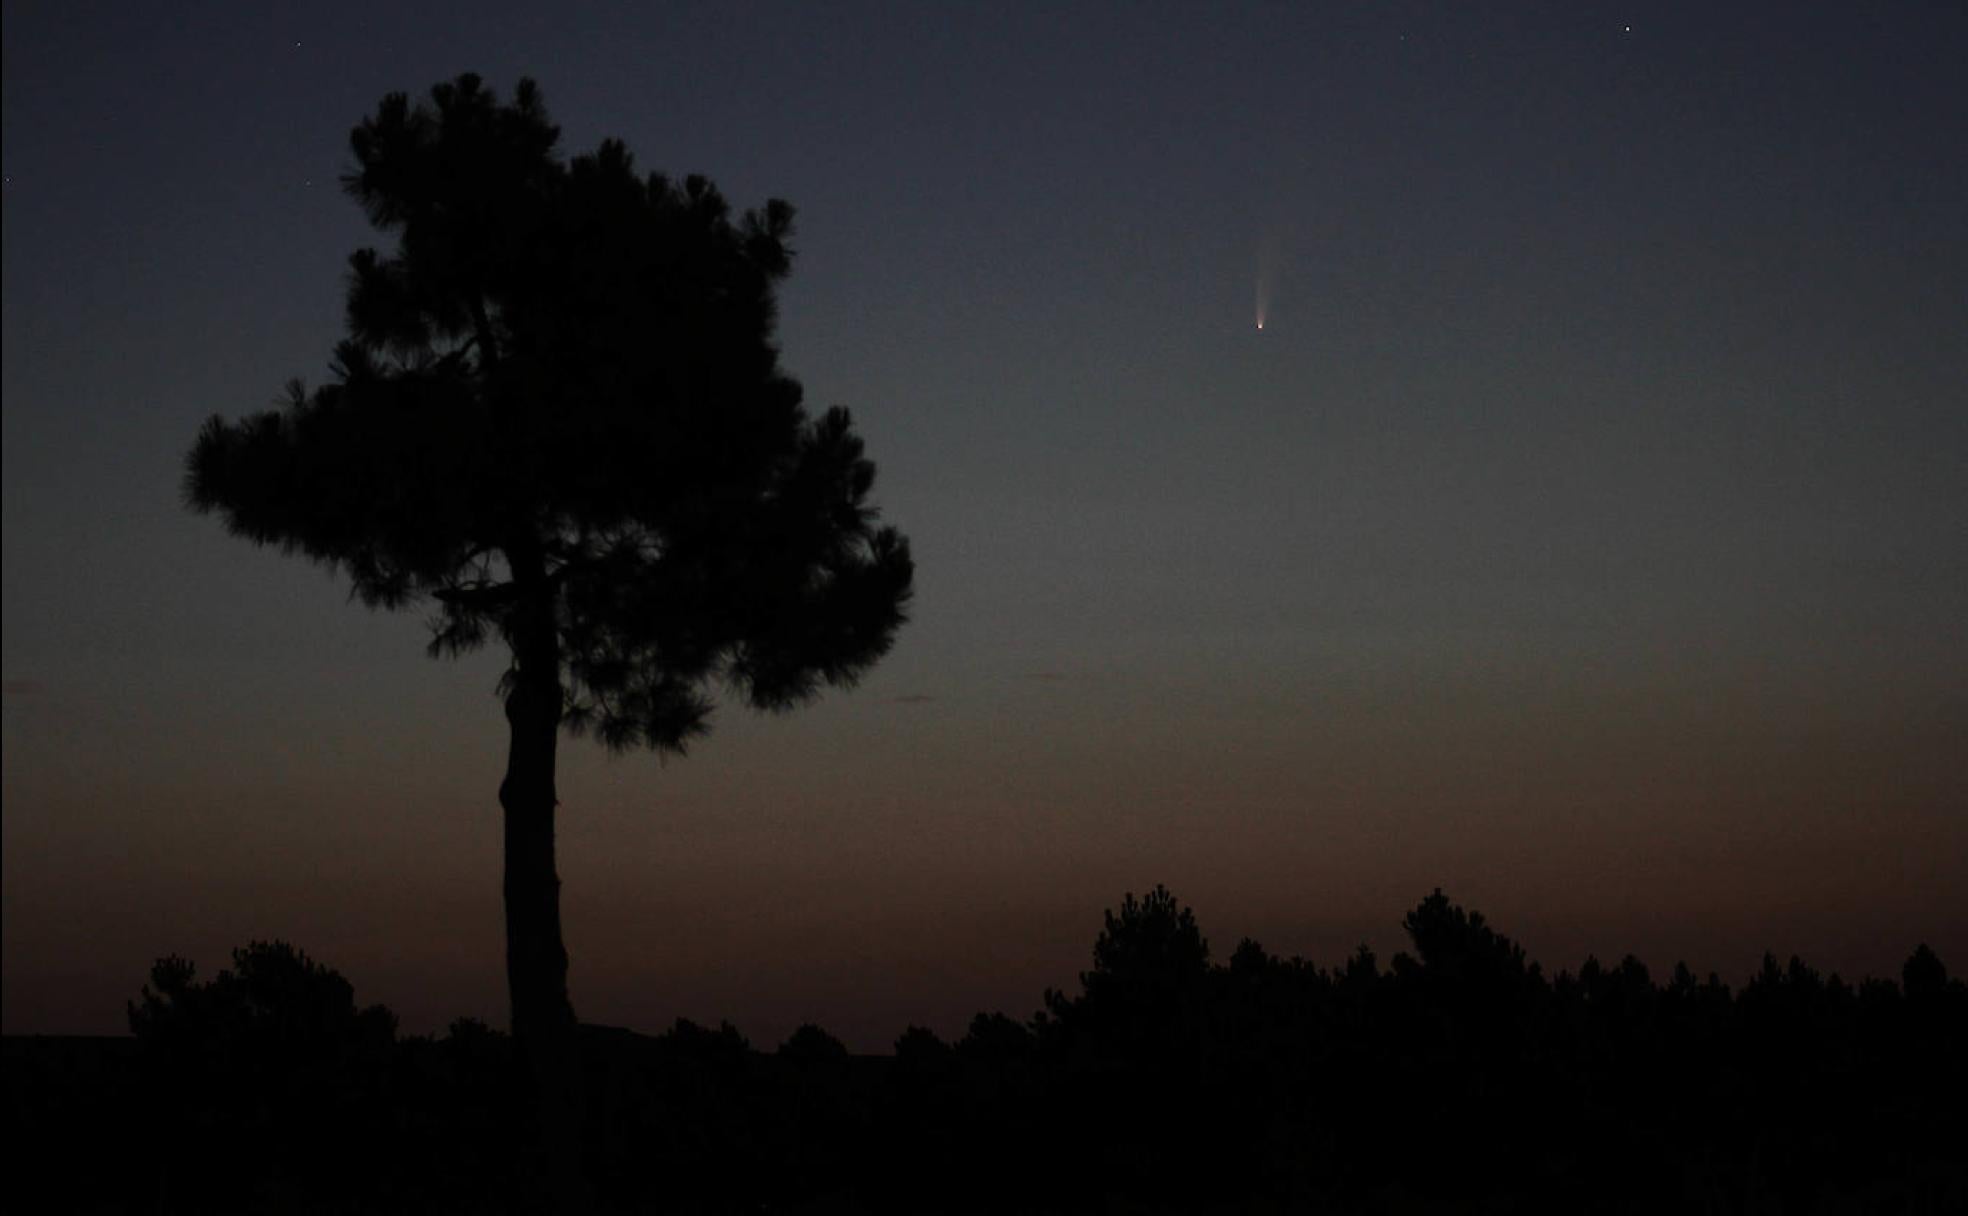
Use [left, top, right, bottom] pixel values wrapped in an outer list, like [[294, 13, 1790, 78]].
[[125, 942, 400, 1209]]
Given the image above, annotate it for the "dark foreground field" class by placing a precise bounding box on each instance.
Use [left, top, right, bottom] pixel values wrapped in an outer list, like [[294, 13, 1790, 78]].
[[8, 889, 1965, 1213]]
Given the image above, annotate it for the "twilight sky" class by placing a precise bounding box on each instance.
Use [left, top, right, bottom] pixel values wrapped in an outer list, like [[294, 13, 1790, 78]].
[[4, 1, 1964, 1050]]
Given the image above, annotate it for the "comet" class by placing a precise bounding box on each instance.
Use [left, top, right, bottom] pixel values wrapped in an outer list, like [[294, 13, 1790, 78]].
[[1254, 231, 1281, 332]]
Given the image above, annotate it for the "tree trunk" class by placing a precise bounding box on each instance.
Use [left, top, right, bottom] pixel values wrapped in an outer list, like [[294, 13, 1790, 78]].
[[499, 579, 585, 1211]]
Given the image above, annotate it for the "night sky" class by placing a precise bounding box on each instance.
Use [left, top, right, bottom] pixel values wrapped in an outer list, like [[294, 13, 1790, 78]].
[[4, 2, 1964, 1051]]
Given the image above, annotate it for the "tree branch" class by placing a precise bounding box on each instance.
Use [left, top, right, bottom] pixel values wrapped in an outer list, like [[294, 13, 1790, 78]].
[[434, 580, 519, 610]]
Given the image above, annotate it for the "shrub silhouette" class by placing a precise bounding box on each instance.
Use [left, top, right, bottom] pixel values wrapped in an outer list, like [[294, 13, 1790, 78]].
[[125, 942, 399, 1209]]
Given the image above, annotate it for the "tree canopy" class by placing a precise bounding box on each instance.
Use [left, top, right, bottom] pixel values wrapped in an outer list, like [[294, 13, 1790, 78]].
[[187, 73, 912, 751]]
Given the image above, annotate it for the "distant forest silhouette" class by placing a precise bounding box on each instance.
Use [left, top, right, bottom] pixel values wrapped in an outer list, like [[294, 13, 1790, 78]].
[[7, 887, 1964, 1213]]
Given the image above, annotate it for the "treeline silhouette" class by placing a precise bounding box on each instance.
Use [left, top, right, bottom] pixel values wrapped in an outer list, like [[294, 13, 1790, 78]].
[[7, 888, 1964, 1213]]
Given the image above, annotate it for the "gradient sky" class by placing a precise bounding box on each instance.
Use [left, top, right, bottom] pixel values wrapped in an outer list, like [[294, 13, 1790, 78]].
[[4, 2, 1965, 1050]]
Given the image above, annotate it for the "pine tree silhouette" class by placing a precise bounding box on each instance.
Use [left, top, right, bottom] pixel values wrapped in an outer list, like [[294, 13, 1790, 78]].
[[184, 74, 911, 1208]]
